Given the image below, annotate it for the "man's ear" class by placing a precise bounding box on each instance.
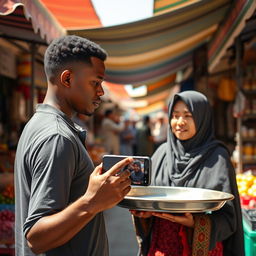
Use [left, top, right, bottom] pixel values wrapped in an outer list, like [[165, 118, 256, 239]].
[[60, 70, 71, 88]]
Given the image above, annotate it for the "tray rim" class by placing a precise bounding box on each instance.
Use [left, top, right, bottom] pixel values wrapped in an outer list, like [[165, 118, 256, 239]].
[[118, 202, 225, 213], [125, 186, 234, 203]]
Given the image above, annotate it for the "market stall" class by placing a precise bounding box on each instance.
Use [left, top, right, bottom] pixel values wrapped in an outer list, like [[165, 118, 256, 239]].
[[0, 1, 65, 254], [0, 0, 256, 255]]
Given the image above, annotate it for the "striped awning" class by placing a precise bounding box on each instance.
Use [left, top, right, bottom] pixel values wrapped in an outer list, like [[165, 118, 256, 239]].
[[131, 74, 176, 105], [40, 0, 102, 29], [0, 0, 65, 43], [103, 81, 130, 101], [135, 101, 166, 115], [134, 84, 180, 115], [153, 0, 202, 15], [208, 0, 256, 72], [69, 0, 232, 85], [132, 74, 177, 113]]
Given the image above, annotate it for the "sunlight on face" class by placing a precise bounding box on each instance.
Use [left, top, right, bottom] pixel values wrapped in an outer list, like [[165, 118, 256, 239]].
[[170, 100, 196, 140]]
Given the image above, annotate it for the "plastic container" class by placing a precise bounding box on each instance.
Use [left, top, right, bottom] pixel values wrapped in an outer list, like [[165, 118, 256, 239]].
[[0, 204, 14, 212], [243, 219, 256, 256], [0, 205, 15, 245], [243, 208, 256, 230]]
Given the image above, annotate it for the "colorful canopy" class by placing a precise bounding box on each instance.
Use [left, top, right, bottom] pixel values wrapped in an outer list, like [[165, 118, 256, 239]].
[[0, 0, 65, 43], [208, 0, 256, 71], [153, 0, 202, 15], [40, 0, 102, 29], [69, 0, 233, 85], [1, 0, 255, 113]]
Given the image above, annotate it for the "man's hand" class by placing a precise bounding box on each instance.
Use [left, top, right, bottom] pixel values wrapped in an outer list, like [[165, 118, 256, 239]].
[[26, 157, 133, 254], [83, 157, 133, 213]]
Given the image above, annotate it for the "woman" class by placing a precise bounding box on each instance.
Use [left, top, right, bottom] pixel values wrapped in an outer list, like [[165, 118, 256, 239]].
[[131, 91, 244, 256]]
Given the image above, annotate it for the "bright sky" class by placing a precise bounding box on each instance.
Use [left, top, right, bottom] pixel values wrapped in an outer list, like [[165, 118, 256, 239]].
[[91, 0, 153, 27]]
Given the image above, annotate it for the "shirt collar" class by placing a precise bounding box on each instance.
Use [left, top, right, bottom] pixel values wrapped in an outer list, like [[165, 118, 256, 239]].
[[36, 104, 87, 141]]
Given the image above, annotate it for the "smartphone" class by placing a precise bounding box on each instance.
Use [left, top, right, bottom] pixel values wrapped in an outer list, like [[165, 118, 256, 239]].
[[102, 155, 151, 186]]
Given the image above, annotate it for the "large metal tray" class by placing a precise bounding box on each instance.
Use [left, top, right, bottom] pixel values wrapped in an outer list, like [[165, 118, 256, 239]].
[[118, 186, 234, 213]]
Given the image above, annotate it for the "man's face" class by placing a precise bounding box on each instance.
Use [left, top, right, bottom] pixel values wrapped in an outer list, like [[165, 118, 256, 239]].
[[67, 57, 105, 116], [133, 163, 140, 172], [170, 100, 196, 140]]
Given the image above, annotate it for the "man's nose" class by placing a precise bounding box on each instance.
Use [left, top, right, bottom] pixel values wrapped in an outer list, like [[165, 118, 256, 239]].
[[97, 84, 104, 96]]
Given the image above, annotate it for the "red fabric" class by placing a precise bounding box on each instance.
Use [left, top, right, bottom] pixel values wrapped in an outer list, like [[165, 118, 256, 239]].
[[147, 217, 223, 256], [147, 218, 183, 256], [18, 85, 30, 100], [208, 242, 223, 256], [179, 226, 191, 256]]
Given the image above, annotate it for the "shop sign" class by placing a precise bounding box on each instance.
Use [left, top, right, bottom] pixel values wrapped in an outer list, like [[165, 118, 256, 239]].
[[0, 45, 17, 79]]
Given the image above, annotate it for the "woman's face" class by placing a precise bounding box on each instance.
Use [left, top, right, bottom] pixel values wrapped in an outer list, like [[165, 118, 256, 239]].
[[170, 100, 196, 140]]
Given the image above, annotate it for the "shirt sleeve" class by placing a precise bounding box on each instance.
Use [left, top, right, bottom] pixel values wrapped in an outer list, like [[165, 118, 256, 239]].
[[23, 134, 76, 236]]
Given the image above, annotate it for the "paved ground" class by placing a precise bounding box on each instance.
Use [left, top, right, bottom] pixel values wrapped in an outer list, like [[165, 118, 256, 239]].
[[104, 206, 139, 256]]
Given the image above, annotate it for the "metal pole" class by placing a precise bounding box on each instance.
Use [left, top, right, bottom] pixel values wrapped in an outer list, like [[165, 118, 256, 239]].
[[235, 37, 243, 173]]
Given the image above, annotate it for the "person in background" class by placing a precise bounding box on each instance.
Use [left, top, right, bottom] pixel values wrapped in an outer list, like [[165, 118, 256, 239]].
[[153, 112, 168, 150], [131, 90, 244, 256], [103, 117, 139, 256], [101, 109, 124, 154], [136, 115, 154, 156], [131, 120, 138, 155], [120, 119, 134, 156], [14, 35, 132, 256]]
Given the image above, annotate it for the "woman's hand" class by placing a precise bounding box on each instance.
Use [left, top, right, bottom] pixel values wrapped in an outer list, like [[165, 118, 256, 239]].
[[130, 210, 153, 218], [152, 212, 194, 228]]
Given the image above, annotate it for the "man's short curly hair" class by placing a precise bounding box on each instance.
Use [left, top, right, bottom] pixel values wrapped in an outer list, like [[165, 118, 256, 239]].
[[44, 35, 107, 80]]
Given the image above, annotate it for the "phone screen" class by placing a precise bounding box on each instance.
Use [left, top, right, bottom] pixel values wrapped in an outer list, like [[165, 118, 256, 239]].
[[102, 155, 151, 186]]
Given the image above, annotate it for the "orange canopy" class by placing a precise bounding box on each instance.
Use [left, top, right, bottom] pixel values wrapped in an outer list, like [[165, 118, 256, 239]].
[[40, 0, 102, 29]]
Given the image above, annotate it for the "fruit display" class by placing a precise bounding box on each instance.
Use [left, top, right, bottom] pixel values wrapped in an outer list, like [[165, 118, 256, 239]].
[[236, 172, 256, 208], [0, 185, 15, 205], [0, 209, 14, 245], [0, 184, 15, 246], [0, 152, 15, 247]]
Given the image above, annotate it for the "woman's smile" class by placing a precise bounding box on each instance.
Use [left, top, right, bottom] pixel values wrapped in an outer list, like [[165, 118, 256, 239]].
[[171, 100, 196, 140]]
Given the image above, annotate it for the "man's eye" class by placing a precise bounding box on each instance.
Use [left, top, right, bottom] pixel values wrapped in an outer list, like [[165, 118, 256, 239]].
[[92, 81, 100, 86]]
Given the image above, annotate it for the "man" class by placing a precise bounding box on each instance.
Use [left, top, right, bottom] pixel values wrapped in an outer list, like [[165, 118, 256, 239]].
[[120, 119, 134, 156], [101, 109, 124, 154], [15, 35, 132, 256], [136, 115, 154, 156], [153, 112, 168, 150], [129, 161, 144, 185]]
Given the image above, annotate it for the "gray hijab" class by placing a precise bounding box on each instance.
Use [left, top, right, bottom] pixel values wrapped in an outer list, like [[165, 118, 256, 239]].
[[151, 90, 226, 186]]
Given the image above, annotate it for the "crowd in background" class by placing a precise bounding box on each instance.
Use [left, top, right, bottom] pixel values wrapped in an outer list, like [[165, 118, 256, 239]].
[[73, 108, 169, 158]]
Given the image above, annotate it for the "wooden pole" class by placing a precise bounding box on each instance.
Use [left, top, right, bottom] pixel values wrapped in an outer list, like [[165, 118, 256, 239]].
[[30, 43, 37, 117], [235, 37, 243, 173]]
